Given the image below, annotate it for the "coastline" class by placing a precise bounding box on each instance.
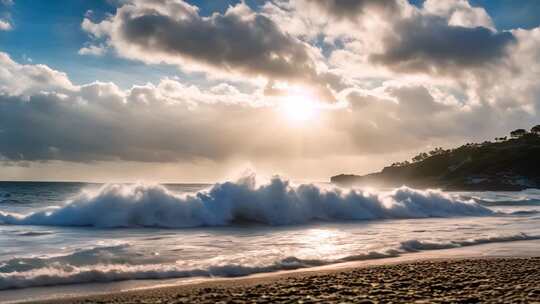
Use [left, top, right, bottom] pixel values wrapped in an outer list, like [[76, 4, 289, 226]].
[[5, 239, 539, 304]]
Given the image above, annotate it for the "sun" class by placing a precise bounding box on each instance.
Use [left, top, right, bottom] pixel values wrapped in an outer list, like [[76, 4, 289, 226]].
[[281, 93, 319, 123]]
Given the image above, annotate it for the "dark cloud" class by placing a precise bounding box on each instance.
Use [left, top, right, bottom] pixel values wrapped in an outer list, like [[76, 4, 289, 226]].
[[302, 0, 400, 20], [0, 80, 347, 164], [0, 91, 256, 163], [118, 7, 315, 81], [81, 1, 345, 100], [370, 15, 516, 74], [79, 0, 346, 100], [0, 83, 536, 166], [345, 86, 455, 140]]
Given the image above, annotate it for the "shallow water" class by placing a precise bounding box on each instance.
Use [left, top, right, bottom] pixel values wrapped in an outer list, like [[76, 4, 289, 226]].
[[0, 181, 539, 292]]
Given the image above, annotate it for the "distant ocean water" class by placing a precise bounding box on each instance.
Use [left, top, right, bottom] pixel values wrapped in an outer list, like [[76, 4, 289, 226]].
[[0, 178, 539, 291]]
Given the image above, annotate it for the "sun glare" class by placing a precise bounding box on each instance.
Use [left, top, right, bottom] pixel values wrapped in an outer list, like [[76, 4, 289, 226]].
[[281, 93, 319, 123]]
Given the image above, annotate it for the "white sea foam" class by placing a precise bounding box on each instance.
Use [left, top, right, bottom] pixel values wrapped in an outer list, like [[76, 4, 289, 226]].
[[0, 260, 328, 290], [0, 176, 492, 228], [477, 199, 540, 206], [0, 233, 537, 290], [399, 233, 540, 251]]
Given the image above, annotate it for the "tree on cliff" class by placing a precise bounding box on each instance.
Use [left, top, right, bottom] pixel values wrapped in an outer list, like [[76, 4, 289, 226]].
[[531, 125, 540, 136], [510, 129, 527, 138]]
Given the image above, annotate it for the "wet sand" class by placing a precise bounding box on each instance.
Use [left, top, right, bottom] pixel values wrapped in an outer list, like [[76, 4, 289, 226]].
[[34, 257, 540, 304]]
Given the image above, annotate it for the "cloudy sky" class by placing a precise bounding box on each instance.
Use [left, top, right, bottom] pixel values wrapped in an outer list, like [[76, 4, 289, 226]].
[[0, 0, 539, 182]]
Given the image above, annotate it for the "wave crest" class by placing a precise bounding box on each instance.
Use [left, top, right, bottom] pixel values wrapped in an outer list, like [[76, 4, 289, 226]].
[[0, 176, 492, 228]]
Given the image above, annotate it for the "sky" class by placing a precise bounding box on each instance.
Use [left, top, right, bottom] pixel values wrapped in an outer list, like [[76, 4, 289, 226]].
[[0, 0, 539, 183]]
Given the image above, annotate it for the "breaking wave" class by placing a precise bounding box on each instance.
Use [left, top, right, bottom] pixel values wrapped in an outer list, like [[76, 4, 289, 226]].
[[0, 233, 537, 290], [0, 176, 492, 228]]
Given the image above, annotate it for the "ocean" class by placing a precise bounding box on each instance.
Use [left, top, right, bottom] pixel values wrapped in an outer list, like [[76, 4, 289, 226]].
[[0, 177, 539, 298]]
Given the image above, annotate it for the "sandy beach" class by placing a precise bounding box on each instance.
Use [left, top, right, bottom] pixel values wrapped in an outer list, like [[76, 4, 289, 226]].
[[0, 240, 532, 304], [32, 257, 539, 304]]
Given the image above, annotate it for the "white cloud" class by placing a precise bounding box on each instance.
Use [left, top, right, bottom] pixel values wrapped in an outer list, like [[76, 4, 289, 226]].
[[0, 19, 11, 31], [78, 44, 107, 56], [423, 0, 494, 29], [80, 0, 341, 101], [0, 52, 75, 96], [264, 0, 533, 114]]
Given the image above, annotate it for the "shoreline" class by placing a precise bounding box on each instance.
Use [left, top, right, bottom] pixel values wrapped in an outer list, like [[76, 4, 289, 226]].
[[38, 257, 540, 304], [4, 239, 539, 304]]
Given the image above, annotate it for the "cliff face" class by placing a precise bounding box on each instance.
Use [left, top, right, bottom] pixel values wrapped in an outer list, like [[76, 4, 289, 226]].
[[331, 135, 540, 191]]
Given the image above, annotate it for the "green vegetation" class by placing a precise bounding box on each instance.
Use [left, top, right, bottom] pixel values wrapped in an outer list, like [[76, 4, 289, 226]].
[[332, 125, 540, 190]]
